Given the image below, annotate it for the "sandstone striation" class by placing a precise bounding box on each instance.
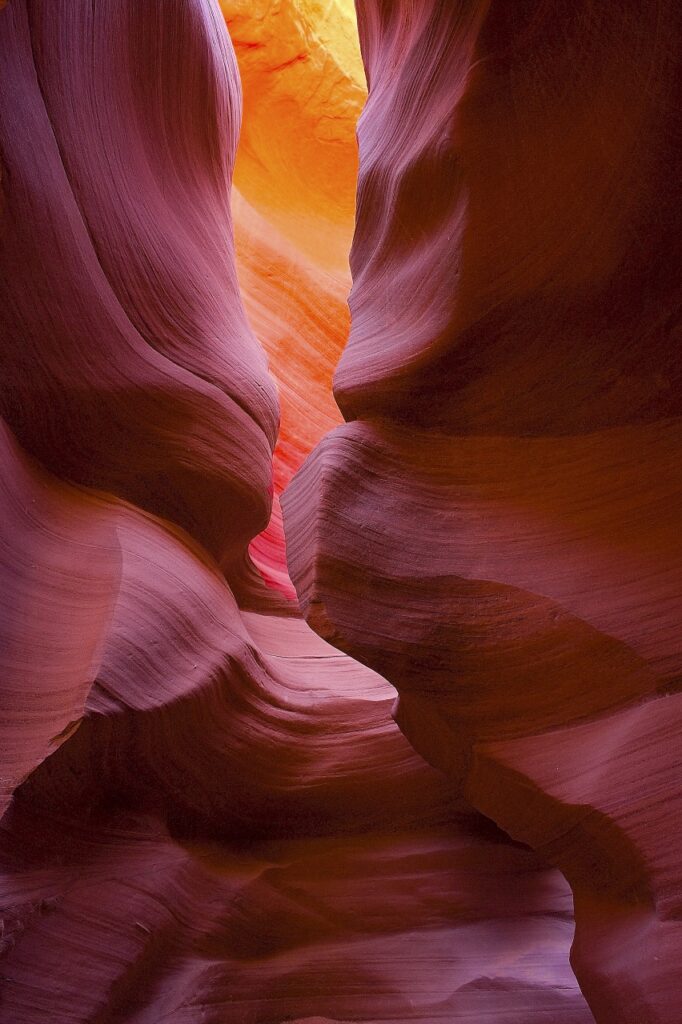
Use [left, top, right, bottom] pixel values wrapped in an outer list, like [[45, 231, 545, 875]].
[[284, 2, 682, 1022], [1, 1, 590, 1020], [1, 0, 678, 1020]]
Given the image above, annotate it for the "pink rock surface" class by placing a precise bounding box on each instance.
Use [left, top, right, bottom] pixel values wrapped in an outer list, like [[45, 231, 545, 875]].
[[284, 1, 682, 1021], [1, 808, 591, 1023], [0, 1, 596, 1021], [0, 423, 590, 1017], [0, 0, 277, 567]]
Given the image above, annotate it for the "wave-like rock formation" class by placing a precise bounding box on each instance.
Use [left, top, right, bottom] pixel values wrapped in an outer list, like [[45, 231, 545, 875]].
[[284, 2, 682, 1022], [0, 0, 677, 1022], [221, 0, 366, 597]]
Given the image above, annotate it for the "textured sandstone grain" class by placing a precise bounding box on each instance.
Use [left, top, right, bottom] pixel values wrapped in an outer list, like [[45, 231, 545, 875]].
[[0, 1, 593, 1020], [284, 2, 682, 1021], [2, 0, 678, 1020]]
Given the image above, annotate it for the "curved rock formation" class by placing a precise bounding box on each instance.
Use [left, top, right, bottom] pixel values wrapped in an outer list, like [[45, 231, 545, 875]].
[[0, 0, 279, 569], [284, 1, 682, 1022], [3, 0, 678, 1018], [0, 419, 591, 1021], [0, 1, 596, 1021], [222, 0, 367, 596]]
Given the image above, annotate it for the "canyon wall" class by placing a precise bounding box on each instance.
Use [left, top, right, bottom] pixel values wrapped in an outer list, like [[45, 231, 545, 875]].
[[0, 0, 679, 1021], [0, 1, 591, 1020], [284, 2, 682, 1023]]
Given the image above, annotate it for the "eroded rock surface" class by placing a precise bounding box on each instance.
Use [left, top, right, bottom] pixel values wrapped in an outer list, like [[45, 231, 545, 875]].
[[284, 2, 682, 1022], [0, 1, 596, 1021]]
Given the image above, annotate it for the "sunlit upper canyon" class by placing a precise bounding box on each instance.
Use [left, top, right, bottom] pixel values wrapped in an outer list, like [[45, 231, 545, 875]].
[[0, 2, 680, 1023], [223, 0, 367, 596]]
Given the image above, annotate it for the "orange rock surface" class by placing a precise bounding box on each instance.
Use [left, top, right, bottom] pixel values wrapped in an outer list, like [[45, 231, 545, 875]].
[[220, 0, 367, 596]]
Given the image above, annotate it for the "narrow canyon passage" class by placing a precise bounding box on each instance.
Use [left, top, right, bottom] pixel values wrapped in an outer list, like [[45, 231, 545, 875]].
[[0, 2, 680, 1023]]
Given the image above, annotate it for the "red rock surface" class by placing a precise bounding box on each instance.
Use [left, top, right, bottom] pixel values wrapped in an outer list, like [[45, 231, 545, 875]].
[[284, 1, 682, 1022], [0, 0, 677, 1021], [0, 418, 591, 1020]]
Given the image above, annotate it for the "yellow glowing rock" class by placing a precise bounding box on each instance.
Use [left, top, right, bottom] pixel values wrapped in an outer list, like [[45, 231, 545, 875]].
[[220, 0, 365, 270], [218, 1, 364, 589]]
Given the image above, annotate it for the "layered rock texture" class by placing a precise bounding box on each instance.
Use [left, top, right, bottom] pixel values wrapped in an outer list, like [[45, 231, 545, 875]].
[[284, 1, 682, 1022], [222, 0, 366, 597], [0, 0, 679, 1022]]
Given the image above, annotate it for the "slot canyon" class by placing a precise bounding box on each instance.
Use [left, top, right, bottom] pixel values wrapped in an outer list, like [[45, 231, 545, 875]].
[[0, 1, 680, 1021]]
